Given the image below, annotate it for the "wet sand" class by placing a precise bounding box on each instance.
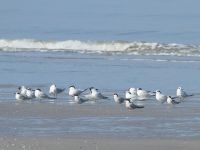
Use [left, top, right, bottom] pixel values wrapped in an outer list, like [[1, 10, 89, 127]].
[[0, 136, 199, 150], [0, 100, 200, 119], [0, 100, 200, 138]]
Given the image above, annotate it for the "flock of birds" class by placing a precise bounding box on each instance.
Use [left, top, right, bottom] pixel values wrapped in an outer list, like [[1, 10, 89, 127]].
[[15, 84, 194, 110]]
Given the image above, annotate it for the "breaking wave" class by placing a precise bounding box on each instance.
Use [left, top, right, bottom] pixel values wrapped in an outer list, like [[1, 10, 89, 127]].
[[0, 39, 200, 56]]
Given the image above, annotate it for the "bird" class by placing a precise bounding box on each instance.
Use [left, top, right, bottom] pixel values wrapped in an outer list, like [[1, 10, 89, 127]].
[[74, 95, 88, 104], [167, 96, 180, 105], [113, 93, 126, 104], [125, 90, 137, 99], [15, 92, 27, 101], [68, 85, 88, 97], [18, 85, 28, 96], [90, 87, 108, 99], [124, 99, 144, 110], [176, 87, 193, 98], [137, 88, 154, 99], [84, 87, 108, 100], [34, 89, 53, 100], [155, 90, 167, 103], [129, 87, 137, 96], [26, 88, 35, 99], [49, 84, 65, 98]]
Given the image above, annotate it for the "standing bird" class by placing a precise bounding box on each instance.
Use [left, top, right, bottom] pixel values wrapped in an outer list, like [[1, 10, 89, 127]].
[[176, 87, 193, 98], [49, 84, 65, 98], [68, 85, 87, 97], [155, 90, 167, 103], [113, 93, 126, 104], [124, 99, 144, 110], [167, 96, 180, 105]]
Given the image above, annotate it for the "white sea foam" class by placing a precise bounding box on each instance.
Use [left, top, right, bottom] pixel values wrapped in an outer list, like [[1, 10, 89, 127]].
[[0, 39, 200, 56]]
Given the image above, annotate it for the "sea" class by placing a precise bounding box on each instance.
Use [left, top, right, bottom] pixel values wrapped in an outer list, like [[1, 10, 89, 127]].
[[0, 0, 200, 138]]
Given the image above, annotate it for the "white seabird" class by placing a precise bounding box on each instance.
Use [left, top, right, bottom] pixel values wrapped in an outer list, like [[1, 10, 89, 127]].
[[176, 87, 193, 98], [155, 90, 167, 103], [68, 85, 87, 97], [74, 95, 88, 104], [35, 89, 54, 100], [84, 87, 108, 100], [15, 92, 27, 101], [125, 90, 137, 99], [49, 84, 65, 98], [26, 88, 35, 99], [129, 87, 137, 96], [18, 85, 28, 96], [167, 96, 180, 105], [124, 99, 144, 110], [137, 88, 155, 100], [113, 93, 126, 104]]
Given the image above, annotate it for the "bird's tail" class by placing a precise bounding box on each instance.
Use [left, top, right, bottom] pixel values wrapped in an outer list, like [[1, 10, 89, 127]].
[[174, 101, 180, 104], [102, 95, 108, 99], [47, 96, 57, 99], [136, 105, 144, 109], [81, 87, 90, 94], [187, 94, 194, 97]]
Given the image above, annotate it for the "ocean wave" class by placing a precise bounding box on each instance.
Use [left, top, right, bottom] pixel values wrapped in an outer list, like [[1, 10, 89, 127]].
[[0, 39, 200, 56]]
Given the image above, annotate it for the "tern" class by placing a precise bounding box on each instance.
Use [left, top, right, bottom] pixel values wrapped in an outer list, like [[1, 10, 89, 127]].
[[18, 86, 28, 96], [74, 95, 88, 104], [137, 88, 155, 99], [15, 92, 27, 101], [68, 85, 88, 97], [167, 96, 180, 105], [35, 89, 54, 100], [26, 88, 35, 99], [113, 93, 127, 104], [49, 84, 65, 98], [155, 90, 167, 103], [84, 87, 108, 100], [124, 99, 144, 110], [125, 90, 137, 99], [90, 87, 108, 99], [129, 87, 137, 95], [176, 87, 193, 98]]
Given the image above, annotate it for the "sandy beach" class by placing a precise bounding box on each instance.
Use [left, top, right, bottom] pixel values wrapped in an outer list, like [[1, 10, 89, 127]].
[[1, 52, 200, 149], [0, 137, 200, 150], [0, 100, 200, 149]]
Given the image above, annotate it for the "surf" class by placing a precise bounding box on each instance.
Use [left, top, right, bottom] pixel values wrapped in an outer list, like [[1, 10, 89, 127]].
[[0, 39, 200, 56]]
